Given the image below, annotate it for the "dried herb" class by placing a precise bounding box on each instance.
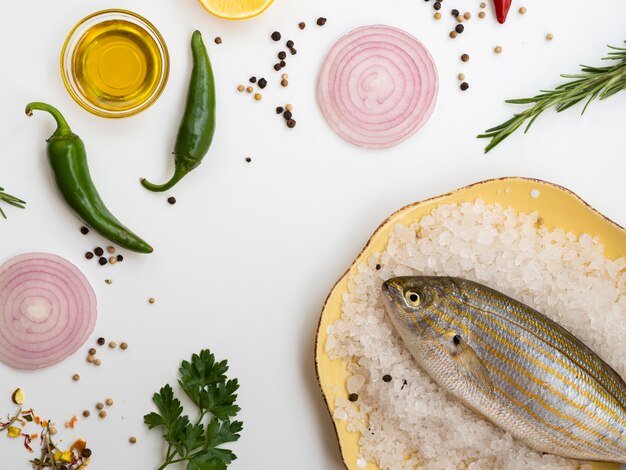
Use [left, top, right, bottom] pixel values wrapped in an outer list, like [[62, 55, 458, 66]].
[[478, 42, 626, 153], [0, 187, 26, 219], [30, 424, 91, 469], [144, 349, 243, 470]]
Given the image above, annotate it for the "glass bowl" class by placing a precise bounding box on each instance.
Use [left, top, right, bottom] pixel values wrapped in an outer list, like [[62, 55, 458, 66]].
[[60, 9, 169, 118]]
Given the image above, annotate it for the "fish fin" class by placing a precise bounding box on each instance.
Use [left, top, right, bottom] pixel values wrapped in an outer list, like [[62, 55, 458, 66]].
[[442, 332, 494, 394]]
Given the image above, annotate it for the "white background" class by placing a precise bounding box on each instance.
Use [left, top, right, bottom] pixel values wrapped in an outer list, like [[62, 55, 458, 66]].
[[2, 0, 626, 469]]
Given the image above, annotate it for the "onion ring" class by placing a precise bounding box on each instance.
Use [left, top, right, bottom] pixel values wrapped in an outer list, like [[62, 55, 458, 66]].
[[318, 25, 438, 149], [0, 253, 97, 370]]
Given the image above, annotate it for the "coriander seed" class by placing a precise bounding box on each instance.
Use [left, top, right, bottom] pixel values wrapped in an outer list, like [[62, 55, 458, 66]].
[[109, 341, 117, 349], [94, 358, 102, 366], [50, 427, 58, 435], [89, 348, 97, 355], [546, 33, 554, 41], [120, 342, 128, 350], [246, 86, 253, 93], [434, 12, 442, 20], [83, 410, 90, 418], [72, 374, 80, 381], [87, 355, 95, 363], [281, 73, 288, 80], [99, 410, 107, 418], [254, 93, 263, 101], [463, 11, 471, 19], [285, 104, 293, 111], [129, 436, 137, 444], [449, 31, 458, 39], [96, 403, 104, 410], [149, 297, 155, 304], [480, 2, 486, 7], [494, 46, 503, 54], [109, 257, 117, 264], [237, 84, 245, 92], [107, 246, 115, 254], [106, 398, 114, 406], [479, 11, 486, 18], [461, 53, 470, 62], [519, 6, 527, 14], [281, 79, 288, 87], [458, 73, 466, 81]]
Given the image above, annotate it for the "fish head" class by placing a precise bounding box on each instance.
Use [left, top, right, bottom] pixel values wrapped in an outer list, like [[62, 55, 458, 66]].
[[381, 276, 456, 337]]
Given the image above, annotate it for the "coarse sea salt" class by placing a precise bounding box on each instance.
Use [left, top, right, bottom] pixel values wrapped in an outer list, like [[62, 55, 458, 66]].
[[326, 200, 626, 470]]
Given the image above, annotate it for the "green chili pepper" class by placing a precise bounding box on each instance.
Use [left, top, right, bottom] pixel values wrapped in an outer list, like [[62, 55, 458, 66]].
[[26, 102, 153, 254], [141, 30, 216, 192]]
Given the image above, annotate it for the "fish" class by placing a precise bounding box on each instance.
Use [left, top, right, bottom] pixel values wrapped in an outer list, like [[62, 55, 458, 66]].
[[381, 276, 626, 464]]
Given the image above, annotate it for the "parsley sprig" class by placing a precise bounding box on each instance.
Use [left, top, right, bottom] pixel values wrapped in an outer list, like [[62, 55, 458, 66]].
[[144, 349, 243, 470]]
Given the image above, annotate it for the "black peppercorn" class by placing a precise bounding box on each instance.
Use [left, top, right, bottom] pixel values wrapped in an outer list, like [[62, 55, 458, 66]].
[[116, 254, 123, 262], [245, 157, 252, 163], [298, 22, 306, 29], [81, 448, 92, 459], [273, 63, 282, 71], [460, 82, 469, 91], [283, 110, 293, 120], [278, 51, 287, 60], [286, 119, 296, 128], [455, 24, 464, 33], [461, 53, 470, 62], [94, 247, 104, 257], [279, 60, 286, 67], [451, 9, 459, 16], [214, 37, 222, 45], [382, 374, 392, 383], [348, 393, 359, 402], [85, 252, 94, 260], [80, 226, 89, 235], [276, 106, 284, 114], [289, 47, 297, 55], [99, 257, 108, 266], [375, 264, 381, 270], [249, 76, 257, 83], [316, 17, 327, 26], [97, 337, 105, 346], [167, 196, 176, 205], [433, 1, 441, 10], [286, 40, 294, 48], [271, 31, 281, 41], [258, 78, 267, 89]]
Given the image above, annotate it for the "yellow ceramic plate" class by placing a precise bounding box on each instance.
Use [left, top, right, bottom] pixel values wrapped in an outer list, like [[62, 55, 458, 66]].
[[315, 177, 624, 470]]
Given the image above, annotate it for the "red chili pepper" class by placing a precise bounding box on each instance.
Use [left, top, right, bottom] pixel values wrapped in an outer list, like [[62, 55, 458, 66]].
[[493, 0, 513, 23]]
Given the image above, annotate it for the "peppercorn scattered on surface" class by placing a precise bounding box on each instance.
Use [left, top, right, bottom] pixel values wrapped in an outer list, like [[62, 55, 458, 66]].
[[197, 0, 274, 19]]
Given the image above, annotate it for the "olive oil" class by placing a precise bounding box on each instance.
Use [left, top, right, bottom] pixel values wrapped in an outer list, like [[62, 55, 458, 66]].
[[72, 19, 163, 113]]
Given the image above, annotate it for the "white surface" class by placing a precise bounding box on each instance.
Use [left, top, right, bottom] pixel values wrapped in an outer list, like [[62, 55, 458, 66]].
[[2, 1, 626, 469]]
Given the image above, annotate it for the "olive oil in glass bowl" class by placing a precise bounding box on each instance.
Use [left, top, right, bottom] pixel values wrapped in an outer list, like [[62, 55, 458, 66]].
[[61, 10, 169, 118]]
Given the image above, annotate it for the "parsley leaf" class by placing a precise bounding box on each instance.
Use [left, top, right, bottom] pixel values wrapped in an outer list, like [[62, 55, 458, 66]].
[[144, 350, 243, 470]]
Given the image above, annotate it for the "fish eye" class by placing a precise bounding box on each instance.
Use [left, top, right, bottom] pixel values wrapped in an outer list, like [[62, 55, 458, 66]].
[[404, 290, 423, 307]]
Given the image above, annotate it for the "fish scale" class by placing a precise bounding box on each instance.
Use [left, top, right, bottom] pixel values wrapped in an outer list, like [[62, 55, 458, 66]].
[[382, 276, 626, 463]]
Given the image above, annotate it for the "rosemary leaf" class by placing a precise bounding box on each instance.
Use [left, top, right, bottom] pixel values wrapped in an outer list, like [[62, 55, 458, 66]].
[[478, 41, 626, 153]]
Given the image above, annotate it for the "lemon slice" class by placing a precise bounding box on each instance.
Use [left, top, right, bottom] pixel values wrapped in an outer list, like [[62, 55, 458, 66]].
[[198, 0, 274, 20]]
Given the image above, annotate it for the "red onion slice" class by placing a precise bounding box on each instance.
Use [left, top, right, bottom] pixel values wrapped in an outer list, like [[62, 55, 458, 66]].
[[318, 25, 438, 149], [0, 253, 97, 370]]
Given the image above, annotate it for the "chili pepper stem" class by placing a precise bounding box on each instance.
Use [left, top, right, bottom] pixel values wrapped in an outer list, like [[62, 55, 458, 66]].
[[25, 102, 73, 137], [140, 165, 189, 192]]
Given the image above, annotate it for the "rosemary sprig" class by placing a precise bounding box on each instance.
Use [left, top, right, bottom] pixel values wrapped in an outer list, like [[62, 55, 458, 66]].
[[0, 187, 26, 219], [478, 42, 626, 153]]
